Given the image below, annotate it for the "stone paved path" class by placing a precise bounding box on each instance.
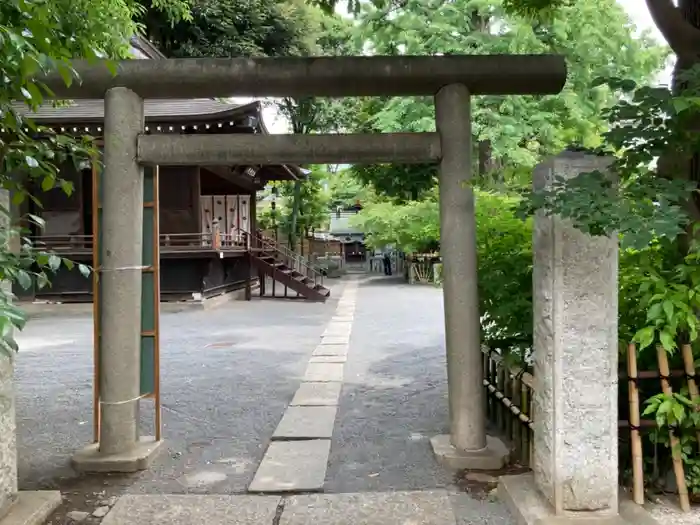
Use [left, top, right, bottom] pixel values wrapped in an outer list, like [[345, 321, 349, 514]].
[[15, 275, 514, 524]]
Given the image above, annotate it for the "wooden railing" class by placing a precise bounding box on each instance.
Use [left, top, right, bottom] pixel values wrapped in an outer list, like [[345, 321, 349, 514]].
[[31, 233, 249, 253], [250, 229, 326, 289], [31, 235, 94, 252]]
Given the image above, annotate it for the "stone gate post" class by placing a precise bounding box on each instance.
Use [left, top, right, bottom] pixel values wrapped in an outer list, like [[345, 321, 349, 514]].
[[0, 189, 61, 522], [72, 87, 162, 472], [430, 84, 508, 470], [500, 151, 619, 523]]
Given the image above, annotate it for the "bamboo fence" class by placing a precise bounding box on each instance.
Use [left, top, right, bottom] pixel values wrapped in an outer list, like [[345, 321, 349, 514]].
[[482, 344, 699, 512]]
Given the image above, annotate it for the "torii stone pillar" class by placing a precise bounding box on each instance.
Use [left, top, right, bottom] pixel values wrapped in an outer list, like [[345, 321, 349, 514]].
[[71, 87, 162, 472], [429, 85, 508, 469]]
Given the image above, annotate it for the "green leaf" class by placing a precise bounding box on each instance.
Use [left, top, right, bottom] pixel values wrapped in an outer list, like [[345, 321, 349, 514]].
[[14, 270, 31, 290], [659, 330, 676, 351], [47, 255, 61, 271], [633, 326, 655, 350], [41, 176, 55, 192], [662, 300, 674, 322], [78, 264, 91, 278]]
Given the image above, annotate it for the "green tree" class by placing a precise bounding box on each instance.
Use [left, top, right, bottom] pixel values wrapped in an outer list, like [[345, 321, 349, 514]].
[[273, 12, 363, 251], [349, 0, 666, 198], [141, 0, 315, 58], [0, 0, 189, 354], [328, 168, 373, 208], [260, 168, 330, 248], [352, 190, 533, 349]]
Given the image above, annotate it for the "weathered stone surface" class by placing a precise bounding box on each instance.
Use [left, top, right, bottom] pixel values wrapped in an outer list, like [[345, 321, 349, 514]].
[[67, 510, 90, 523], [499, 474, 623, 525], [323, 325, 352, 337], [280, 491, 456, 525], [430, 434, 508, 470], [304, 363, 344, 382], [249, 440, 330, 493], [312, 345, 348, 358], [320, 336, 350, 345], [291, 382, 342, 406], [273, 406, 337, 439], [42, 55, 567, 100], [72, 437, 163, 473], [0, 190, 16, 515], [92, 506, 110, 518], [435, 84, 485, 453], [532, 152, 618, 514], [309, 355, 346, 364], [140, 134, 440, 167], [101, 495, 280, 524], [0, 491, 62, 525], [98, 87, 145, 457]]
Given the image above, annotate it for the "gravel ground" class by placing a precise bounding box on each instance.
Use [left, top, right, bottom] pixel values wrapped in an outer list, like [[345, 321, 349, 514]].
[[13, 275, 514, 524], [326, 276, 514, 524], [15, 285, 343, 522]]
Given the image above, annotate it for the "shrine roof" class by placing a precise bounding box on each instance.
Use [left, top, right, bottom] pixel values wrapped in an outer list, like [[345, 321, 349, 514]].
[[13, 99, 260, 125]]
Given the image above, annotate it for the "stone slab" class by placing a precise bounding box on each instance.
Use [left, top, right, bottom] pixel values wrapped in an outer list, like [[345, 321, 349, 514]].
[[101, 495, 280, 524], [325, 320, 353, 329], [0, 491, 62, 525], [273, 406, 338, 439], [291, 382, 342, 406], [304, 362, 344, 382], [312, 345, 348, 357], [498, 473, 625, 525], [336, 307, 355, 312], [320, 336, 350, 345], [280, 491, 456, 525], [309, 355, 346, 363], [72, 437, 164, 473], [248, 440, 331, 493], [430, 434, 508, 470], [323, 327, 351, 337]]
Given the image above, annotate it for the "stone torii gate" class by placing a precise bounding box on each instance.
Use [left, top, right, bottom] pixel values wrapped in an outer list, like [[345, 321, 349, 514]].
[[39, 55, 567, 472]]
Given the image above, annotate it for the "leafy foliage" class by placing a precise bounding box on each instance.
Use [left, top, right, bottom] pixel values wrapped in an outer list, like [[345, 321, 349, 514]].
[[350, 192, 440, 253], [258, 168, 330, 243], [517, 77, 700, 251], [348, 0, 667, 198], [142, 0, 314, 58], [327, 168, 373, 208], [0, 0, 188, 356], [353, 191, 533, 350]]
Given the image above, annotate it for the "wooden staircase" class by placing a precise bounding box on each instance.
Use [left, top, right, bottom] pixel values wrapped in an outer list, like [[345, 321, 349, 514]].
[[249, 231, 330, 302]]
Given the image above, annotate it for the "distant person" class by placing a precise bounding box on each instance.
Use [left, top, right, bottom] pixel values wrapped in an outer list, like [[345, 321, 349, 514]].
[[383, 252, 392, 276]]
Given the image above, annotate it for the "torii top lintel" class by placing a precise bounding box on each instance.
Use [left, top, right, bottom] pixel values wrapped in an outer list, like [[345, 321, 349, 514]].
[[41, 55, 567, 99]]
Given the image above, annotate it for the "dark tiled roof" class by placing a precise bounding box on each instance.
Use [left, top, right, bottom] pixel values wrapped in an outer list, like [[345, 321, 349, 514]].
[[13, 99, 260, 123]]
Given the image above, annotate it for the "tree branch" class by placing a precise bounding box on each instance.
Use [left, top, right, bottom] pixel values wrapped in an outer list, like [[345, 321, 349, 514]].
[[646, 0, 700, 58]]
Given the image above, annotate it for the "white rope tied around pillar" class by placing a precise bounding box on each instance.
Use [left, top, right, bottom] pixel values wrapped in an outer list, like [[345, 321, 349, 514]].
[[100, 393, 149, 406], [98, 265, 150, 272]]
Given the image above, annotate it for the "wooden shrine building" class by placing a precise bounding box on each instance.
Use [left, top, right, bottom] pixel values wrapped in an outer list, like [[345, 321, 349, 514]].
[[14, 37, 329, 303]]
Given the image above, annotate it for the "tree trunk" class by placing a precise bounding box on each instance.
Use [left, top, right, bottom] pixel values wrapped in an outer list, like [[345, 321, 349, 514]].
[[676, 1, 700, 234], [648, 0, 700, 238]]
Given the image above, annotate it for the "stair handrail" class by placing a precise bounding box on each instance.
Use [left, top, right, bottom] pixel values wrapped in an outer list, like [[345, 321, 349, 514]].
[[254, 230, 324, 274], [247, 229, 325, 288]]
